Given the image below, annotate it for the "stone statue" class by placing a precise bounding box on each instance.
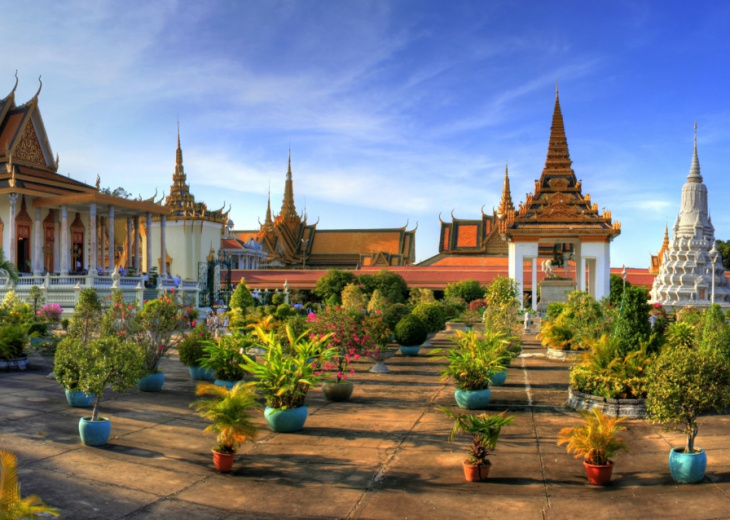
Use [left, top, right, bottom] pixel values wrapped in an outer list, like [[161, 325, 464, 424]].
[[111, 266, 121, 288]]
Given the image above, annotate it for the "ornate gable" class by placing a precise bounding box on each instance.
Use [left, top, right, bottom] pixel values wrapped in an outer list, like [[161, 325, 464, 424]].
[[14, 121, 46, 167]]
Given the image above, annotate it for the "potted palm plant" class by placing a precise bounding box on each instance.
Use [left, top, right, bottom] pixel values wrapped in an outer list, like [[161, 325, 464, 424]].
[[431, 329, 510, 409], [440, 406, 514, 481], [54, 336, 147, 445], [191, 382, 261, 472], [646, 344, 730, 483], [200, 335, 248, 389], [242, 324, 334, 433], [0, 450, 59, 519], [557, 407, 629, 485]]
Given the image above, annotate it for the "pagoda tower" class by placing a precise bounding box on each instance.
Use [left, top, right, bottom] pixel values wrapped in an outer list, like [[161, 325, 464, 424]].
[[650, 127, 730, 308]]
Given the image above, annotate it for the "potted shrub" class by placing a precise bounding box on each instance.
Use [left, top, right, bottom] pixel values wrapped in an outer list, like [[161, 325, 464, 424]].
[[646, 345, 730, 483], [431, 329, 510, 409], [557, 407, 629, 485], [191, 382, 261, 472], [394, 314, 428, 357], [439, 406, 514, 481], [412, 302, 447, 346], [200, 335, 248, 389], [242, 324, 335, 433], [0, 322, 31, 370], [178, 324, 215, 380], [54, 336, 147, 445]]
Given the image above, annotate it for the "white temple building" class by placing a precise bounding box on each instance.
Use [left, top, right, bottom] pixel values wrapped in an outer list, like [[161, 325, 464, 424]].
[[650, 127, 730, 309]]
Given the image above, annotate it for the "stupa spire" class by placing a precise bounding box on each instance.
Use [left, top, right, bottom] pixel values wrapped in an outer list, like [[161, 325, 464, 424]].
[[497, 162, 515, 218], [539, 84, 576, 184], [280, 149, 298, 220], [164, 124, 195, 211], [688, 121, 702, 183]]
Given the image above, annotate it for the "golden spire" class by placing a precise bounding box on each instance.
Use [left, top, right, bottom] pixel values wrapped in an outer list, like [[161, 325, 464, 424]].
[[542, 87, 574, 176], [264, 183, 274, 231], [164, 124, 196, 211], [497, 162, 514, 218], [280, 149, 298, 220]]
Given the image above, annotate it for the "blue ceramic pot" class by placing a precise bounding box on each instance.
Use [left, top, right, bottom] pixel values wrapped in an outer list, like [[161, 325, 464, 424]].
[[137, 372, 165, 392], [669, 447, 707, 483], [399, 345, 420, 357], [79, 417, 111, 446], [214, 379, 242, 390], [265, 406, 308, 433], [65, 389, 95, 408], [454, 387, 492, 410], [188, 366, 215, 380], [490, 370, 508, 386]]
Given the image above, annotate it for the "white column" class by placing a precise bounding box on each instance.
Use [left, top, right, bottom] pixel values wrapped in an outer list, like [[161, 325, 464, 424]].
[[89, 203, 97, 275], [60, 205, 69, 275], [581, 242, 611, 300], [134, 216, 140, 273], [108, 206, 115, 271], [33, 207, 43, 275], [146, 212, 153, 274], [531, 257, 538, 311], [508, 241, 538, 308], [160, 215, 167, 278], [126, 217, 132, 270], [579, 257, 586, 292], [8, 194, 17, 266], [100, 216, 105, 273]]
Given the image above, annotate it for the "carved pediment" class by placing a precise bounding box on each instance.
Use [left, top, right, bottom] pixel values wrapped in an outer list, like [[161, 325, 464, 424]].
[[14, 122, 46, 167], [548, 177, 570, 190]]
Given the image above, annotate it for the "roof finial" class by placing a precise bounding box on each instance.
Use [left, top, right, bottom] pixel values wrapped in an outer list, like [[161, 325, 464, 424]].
[[177, 119, 181, 149], [555, 79, 559, 99], [688, 120, 702, 183], [694, 120, 698, 154], [33, 75, 42, 100], [11, 70, 18, 95]]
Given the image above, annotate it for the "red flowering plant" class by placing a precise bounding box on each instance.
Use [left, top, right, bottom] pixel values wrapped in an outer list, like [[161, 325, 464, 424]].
[[468, 298, 488, 312], [307, 307, 363, 382]]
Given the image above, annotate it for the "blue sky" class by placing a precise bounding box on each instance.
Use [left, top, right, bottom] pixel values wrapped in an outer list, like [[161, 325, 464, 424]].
[[3, 1, 730, 268]]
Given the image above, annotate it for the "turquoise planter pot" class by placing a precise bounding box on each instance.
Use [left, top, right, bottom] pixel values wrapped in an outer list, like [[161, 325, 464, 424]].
[[137, 373, 165, 392], [265, 406, 308, 433], [214, 379, 242, 390], [669, 447, 707, 483], [65, 389, 95, 408], [79, 417, 111, 446], [490, 370, 508, 386], [399, 345, 420, 357], [454, 388, 492, 410], [188, 366, 215, 380]]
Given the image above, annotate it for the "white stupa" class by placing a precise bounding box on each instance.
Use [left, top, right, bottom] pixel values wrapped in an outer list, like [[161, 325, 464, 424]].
[[650, 126, 730, 309]]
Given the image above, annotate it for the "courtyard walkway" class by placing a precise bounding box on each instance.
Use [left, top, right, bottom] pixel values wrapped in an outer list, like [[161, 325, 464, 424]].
[[3, 331, 730, 519]]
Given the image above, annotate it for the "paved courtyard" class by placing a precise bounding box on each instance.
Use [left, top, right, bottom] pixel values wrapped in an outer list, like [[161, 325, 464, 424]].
[[3, 331, 730, 519]]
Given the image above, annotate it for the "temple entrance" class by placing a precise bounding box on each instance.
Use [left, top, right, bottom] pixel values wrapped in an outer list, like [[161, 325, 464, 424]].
[[16, 224, 30, 273], [70, 213, 85, 273], [44, 226, 54, 274]]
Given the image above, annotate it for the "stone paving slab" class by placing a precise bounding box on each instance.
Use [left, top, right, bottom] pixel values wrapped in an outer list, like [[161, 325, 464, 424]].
[[6, 332, 730, 519]]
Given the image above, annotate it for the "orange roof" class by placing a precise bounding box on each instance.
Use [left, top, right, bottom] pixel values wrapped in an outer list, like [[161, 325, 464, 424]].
[[310, 230, 403, 255]]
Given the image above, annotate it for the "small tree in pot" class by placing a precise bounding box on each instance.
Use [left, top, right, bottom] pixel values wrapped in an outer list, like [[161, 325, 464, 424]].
[[646, 344, 730, 483], [394, 314, 428, 356], [440, 406, 514, 481]]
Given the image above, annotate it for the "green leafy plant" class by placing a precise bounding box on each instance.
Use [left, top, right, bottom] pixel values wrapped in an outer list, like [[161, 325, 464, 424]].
[[0, 248, 20, 287], [382, 303, 410, 333], [178, 324, 214, 367], [412, 302, 447, 334], [0, 450, 59, 519], [440, 407, 514, 466], [242, 324, 335, 410], [191, 382, 261, 454], [646, 345, 730, 454], [557, 408, 629, 465], [200, 336, 248, 381], [0, 323, 29, 360], [67, 288, 103, 344], [394, 314, 428, 346], [54, 336, 147, 421], [444, 279, 485, 303], [431, 329, 511, 391]]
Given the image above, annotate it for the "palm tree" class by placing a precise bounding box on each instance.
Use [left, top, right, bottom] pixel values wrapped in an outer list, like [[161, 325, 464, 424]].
[[0, 450, 59, 519], [0, 248, 19, 286]]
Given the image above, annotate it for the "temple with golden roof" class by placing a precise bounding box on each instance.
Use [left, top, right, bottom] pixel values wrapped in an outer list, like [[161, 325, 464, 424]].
[[232, 152, 416, 269]]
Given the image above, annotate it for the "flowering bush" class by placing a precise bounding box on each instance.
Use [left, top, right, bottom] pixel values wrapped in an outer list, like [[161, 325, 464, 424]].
[[315, 347, 359, 382], [37, 303, 62, 323], [468, 298, 488, 312]]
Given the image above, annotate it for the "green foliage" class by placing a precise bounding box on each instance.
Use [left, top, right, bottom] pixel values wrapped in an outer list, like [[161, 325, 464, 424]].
[[341, 283, 366, 310], [54, 336, 147, 421], [275, 303, 293, 320], [27, 285, 44, 314], [135, 295, 185, 373], [242, 325, 335, 409], [545, 302, 565, 322], [201, 336, 248, 381], [0, 450, 59, 519], [439, 407, 514, 465], [67, 288, 103, 343], [394, 314, 428, 346], [431, 329, 511, 390], [613, 285, 652, 357], [178, 324, 214, 367], [229, 279, 255, 314], [646, 345, 730, 453], [364, 269, 409, 304], [0, 248, 20, 286], [609, 273, 631, 307], [484, 276, 519, 307], [666, 321, 697, 349], [314, 269, 357, 304], [409, 287, 436, 305], [275, 315, 309, 348], [539, 291, 604, 351], [444, 279, 485, 303], [716, 239, 730, 270], [700, 303, 729, 355], [557, 408, 629, 466], [0, 323, 29, 360], [366, 289, 389, 313], [412, 302, 446, 334], [192, 382, 261, 453], [271, 293, 285, 306], [382, 303, 410, 332]]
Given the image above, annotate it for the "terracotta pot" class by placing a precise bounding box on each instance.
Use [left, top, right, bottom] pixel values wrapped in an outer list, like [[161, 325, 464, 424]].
[[463, 461, 490, 481], [584, 460, 613, 485], [213, 449, 235, 473], [322, 381, 354, 402]]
